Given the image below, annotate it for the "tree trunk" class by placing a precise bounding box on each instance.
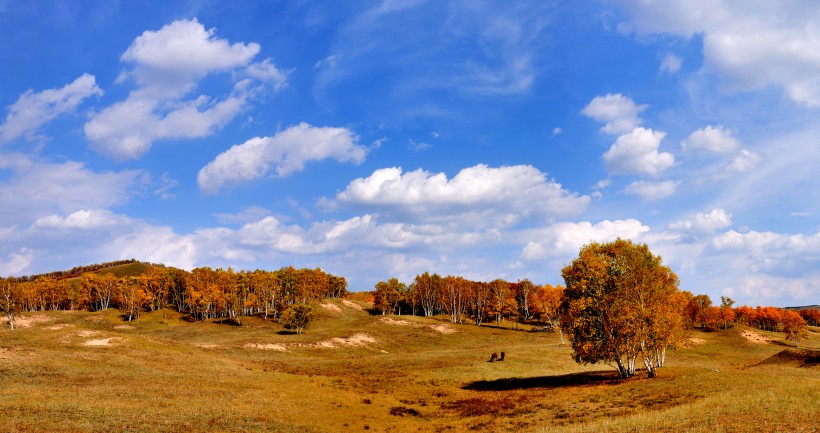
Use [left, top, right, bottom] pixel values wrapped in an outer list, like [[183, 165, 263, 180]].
[[644, 357, 656, 378], [615, 358, 629, 378]]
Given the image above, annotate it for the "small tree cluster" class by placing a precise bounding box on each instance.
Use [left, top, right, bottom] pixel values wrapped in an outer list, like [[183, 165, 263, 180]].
[[281, 303, 314, 334], [684, 295, 812, 346], [372, 273, 565, 334]]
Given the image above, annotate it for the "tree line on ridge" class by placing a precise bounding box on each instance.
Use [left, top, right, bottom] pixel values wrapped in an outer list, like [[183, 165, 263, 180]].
[[0, 265, 347, 330]]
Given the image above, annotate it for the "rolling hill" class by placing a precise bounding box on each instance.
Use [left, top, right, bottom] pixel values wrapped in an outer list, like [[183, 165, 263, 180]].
[[0, 298, 817, 432]]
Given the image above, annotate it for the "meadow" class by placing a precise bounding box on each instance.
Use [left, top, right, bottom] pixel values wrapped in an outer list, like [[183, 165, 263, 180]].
[[0, 298, 818, 432]]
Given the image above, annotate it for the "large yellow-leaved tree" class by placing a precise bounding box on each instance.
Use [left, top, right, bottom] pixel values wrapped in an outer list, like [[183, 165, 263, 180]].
[[560, 239, 688, 378]]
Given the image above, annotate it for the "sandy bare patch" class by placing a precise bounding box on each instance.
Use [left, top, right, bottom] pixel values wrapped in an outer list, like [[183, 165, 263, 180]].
[[196, 343, 221, 349], [686, 337, 706, 347], [84, 338, 119, 347], [308, 333, 376, 349], [380, 317, 456, 334], [77, 330, 102, 337], [2, 313, 54, 328], [245, 343, 289, 352], [341, 300, 364, 311], [247, 333, 377, 352], [320, 302, 342, 312], [48, 324, 74, 331], [431, 324, 456, 334], [742, 330, 772, 344], [114, 325, 135, 330], [380, 317, 414, 326]]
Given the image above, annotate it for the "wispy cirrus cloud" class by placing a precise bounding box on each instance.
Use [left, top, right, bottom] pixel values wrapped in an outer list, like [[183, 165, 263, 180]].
[[618, 0, 820, 107], [622, 179, 679, 200], [315, 0, 554, 104]]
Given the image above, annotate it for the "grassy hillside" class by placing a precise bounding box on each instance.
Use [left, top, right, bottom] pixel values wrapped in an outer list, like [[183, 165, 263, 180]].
[[56, 261, 159, 291], [0, 301, 817, 432]]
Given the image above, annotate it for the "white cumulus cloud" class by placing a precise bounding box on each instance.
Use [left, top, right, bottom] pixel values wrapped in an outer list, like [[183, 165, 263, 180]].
[[725, 149, 761, 172], [85, 90, 246, 160], [0, 74, 102, 142], [681, 125, 740, 153], [712, 229, 820, 257], [660, 54, 682, 74], [85, 18, 284, 160], [581, 93, 647, 135], [0, 248, 34, 277], [670, 208, 733, 233], [121, 17, 259, 80], [33, 209, 129, 230], [520, 219, 650, 261], [198, 122, 366, 194], [244, 58, 289, 91], [604, 127, 675, 176], [336, 164, 590, 226]]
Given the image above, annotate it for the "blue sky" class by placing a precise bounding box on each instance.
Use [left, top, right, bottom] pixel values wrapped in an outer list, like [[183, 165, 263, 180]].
[[1, 1, 819, 307]]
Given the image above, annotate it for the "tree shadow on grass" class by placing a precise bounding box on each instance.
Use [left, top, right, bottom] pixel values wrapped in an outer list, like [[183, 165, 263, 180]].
[[769, 339, 798, 348], [213, 318, 242, 327], [463, 370, 621, 392]]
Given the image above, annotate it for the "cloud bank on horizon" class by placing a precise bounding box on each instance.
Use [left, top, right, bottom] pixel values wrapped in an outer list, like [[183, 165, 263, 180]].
[[0, 1, 818, 307]]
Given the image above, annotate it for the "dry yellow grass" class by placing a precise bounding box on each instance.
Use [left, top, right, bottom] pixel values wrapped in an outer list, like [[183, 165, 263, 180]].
[[0, 303, 817, 432]]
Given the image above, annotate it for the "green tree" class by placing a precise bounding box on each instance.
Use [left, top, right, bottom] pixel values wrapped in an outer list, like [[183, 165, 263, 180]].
[[282, 303, 313, 334], [560, 239, 686, 379]]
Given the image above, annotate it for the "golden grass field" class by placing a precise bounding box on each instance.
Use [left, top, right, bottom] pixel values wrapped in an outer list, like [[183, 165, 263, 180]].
[[0, 299, 818, 432]]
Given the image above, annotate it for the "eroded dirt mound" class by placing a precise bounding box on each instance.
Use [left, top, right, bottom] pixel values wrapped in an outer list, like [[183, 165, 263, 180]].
[[320, 302, 342, 312], [245, 333, 377, 352], [0, 314, 54, 328], [757, 349, 820, 368], [379, 317, 456, 334], [84, 338, 120, 347]]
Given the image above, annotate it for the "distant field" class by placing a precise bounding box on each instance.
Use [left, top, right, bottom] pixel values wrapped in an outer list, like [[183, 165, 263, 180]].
[[0, 300, 818, 432]]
